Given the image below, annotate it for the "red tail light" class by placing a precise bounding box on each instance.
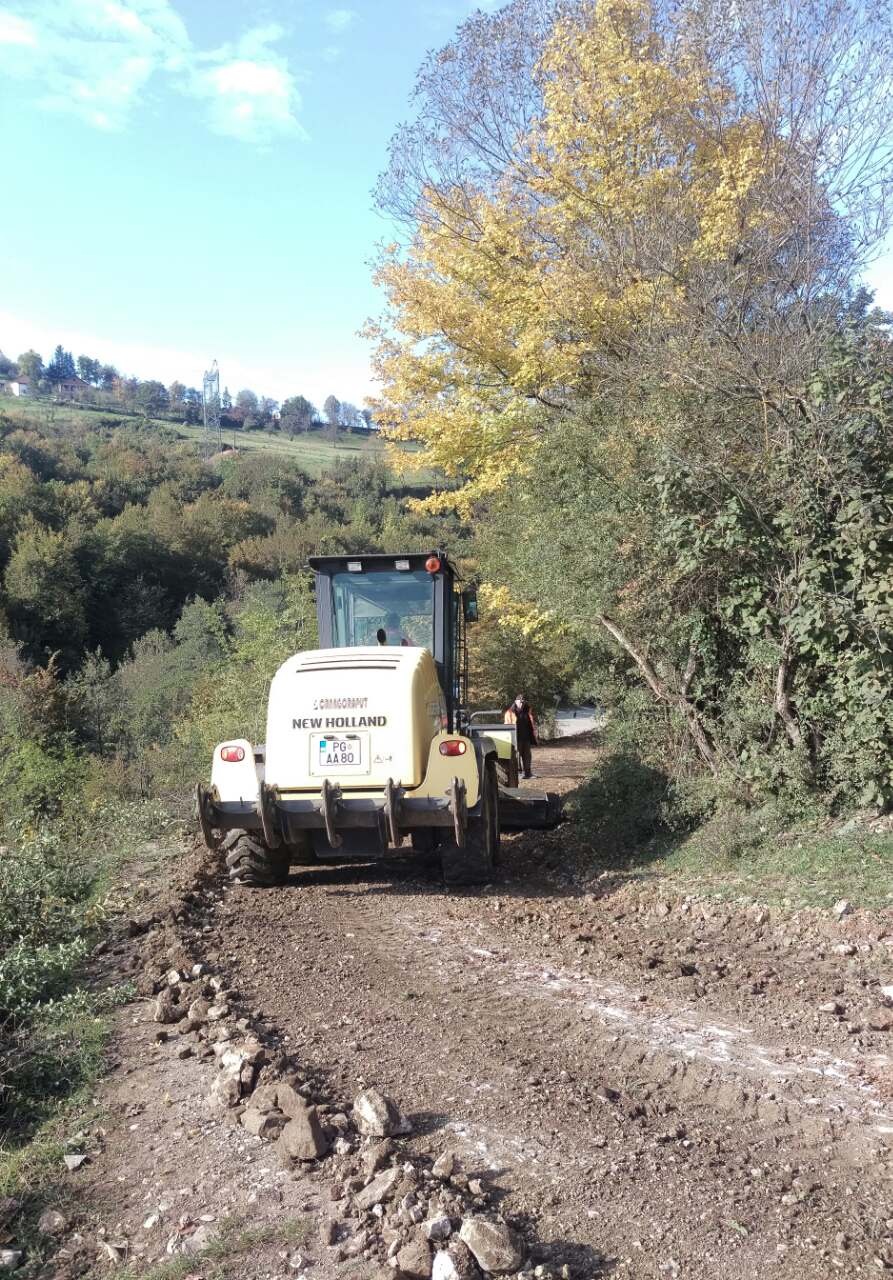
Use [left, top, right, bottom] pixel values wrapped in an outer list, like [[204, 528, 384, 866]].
[[425, 555, 442, 573], [220, 745, 245, 762], [439, 739, 467, 756]]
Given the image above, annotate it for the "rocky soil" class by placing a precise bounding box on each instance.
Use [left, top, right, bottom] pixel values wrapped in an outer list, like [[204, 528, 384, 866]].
[[14, 736, 893, 1278]]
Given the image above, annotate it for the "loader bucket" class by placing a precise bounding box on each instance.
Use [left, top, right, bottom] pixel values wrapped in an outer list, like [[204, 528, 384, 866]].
[[497, 787, 563, 831]]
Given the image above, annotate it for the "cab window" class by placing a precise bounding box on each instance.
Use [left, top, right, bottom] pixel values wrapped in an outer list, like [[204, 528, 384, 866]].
[[331, 570, 435, 650]]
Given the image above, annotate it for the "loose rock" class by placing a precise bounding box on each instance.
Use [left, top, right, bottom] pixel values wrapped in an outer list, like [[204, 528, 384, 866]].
[[432, 1152, 456, 1180], [425, 1215, 453, 1242], [458, 1218, 525, 1274], [241, 1106, 287, 1139], [181, 1224, 216, 1256], [396, 1235, 432, 1280], [279, 1106, 328, 1162], [0, 1252, 22, 1272], [153, 987, 182, 1024], [63, 1154, 88, 1172], [355, 1166, 402, 1211], [432, 1241, 481, 1280], [37, 1209, 67, 1236], [353, 1088, 411, 1138]]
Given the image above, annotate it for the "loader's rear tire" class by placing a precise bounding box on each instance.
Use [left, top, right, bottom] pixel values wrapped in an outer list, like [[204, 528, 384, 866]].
[[223, 830, 289, 887], [441, 757, 499, 886], [499, 750, 520, 789]]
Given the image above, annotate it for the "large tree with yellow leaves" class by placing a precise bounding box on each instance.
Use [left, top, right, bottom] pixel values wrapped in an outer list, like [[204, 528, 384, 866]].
[[372, 0, 893, 805], [373, 0, 890, 501]]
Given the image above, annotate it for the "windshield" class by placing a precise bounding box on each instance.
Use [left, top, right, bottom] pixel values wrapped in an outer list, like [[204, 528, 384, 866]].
[[331, 570, 435, 650]]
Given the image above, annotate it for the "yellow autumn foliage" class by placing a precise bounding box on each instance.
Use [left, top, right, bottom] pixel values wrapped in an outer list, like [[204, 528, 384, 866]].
[[371, 0, 780, 512], [478, 583, 560, 640]]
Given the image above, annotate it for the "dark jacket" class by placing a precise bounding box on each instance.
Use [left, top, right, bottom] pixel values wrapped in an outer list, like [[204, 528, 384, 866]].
[[504, 701, 537, 746]]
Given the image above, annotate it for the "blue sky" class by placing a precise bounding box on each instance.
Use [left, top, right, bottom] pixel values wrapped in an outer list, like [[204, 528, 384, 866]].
[[0, 0, 501, 407], [0, 0, 891, 409]]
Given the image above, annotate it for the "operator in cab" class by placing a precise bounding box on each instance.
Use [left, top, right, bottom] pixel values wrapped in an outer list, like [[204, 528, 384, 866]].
[[376, 612, 412, 646]]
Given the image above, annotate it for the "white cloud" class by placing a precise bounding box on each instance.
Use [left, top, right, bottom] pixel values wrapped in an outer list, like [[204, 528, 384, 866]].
[[324, 8, 356, 33], [321, 44, 341, 63], [0, 1, 305, 142], [193, 25, 306, 142], [0, 10, 37, 44]]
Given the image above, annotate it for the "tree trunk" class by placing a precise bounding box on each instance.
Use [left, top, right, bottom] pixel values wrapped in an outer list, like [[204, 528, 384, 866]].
[[774, 643, 804, 750], [595, 614, 720, 775]]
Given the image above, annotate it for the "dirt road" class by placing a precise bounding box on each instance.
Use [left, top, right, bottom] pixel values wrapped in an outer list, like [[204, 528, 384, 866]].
[[179, 735, 891, 1278], [50, 734, 892, 1278]]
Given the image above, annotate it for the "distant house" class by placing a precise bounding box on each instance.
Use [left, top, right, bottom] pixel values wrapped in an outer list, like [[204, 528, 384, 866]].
[[5, 378, 29, 397], [55, 375, 91, 400]]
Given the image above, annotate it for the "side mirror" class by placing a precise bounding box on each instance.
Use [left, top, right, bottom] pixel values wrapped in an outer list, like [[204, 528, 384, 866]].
[[463, 588, 479, 624]]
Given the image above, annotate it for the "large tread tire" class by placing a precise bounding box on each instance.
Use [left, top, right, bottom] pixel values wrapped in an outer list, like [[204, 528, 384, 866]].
[[499, 750, 520, 790], [441, 758, 500, 887], [223, 831, 290, 887]]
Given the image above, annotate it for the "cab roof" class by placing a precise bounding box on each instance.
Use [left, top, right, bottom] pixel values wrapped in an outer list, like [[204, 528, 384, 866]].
[[307, 550, 456, 577]]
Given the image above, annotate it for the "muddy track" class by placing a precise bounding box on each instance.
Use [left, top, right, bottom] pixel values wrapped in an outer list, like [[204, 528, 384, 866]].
[[176, 737, 893, 1279]]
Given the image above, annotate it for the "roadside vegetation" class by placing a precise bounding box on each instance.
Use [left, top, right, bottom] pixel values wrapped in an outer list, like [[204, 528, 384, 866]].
[[372, 0, 893, 862]]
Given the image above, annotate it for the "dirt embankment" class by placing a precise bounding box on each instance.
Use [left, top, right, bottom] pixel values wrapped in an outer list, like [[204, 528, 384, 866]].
[[29, 736, 893, 1278]]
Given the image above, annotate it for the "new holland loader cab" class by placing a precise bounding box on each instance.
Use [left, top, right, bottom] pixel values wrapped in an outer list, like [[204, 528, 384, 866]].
[[196, 550, 556, 887]]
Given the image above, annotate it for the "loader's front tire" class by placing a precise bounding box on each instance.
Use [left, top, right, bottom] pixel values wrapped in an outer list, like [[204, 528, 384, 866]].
[[441, 757, 499, 886], [222, 830, 289, 888]]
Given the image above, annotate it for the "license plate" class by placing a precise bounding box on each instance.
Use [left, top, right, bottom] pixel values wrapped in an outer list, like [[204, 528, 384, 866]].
[[311, 733, 367, 774]]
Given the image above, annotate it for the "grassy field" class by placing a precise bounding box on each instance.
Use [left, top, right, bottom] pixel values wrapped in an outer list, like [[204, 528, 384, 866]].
[[0, 397, 434, 481]]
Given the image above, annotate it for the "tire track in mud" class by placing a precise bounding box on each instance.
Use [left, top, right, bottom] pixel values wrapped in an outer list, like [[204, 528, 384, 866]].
[[397, 912, 893, 1162]]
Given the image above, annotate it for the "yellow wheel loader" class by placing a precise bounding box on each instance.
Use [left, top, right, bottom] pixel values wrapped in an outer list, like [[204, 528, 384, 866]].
[[196, 551, 558, 886]]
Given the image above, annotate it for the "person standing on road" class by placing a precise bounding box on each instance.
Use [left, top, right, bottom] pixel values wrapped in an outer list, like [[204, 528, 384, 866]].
[[504, 693, 538, 779]]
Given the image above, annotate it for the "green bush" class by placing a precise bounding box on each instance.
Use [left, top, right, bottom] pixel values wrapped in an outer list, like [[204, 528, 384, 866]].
[[0, 828, 96, 1017], [0, 741, 87, 823]]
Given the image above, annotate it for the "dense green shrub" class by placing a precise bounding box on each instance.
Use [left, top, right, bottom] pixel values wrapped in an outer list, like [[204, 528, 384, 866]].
[[482, 318, 893, 818]]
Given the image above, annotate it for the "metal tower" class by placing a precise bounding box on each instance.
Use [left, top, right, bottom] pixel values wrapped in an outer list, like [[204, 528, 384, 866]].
[[202, 360, 222, 454]]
